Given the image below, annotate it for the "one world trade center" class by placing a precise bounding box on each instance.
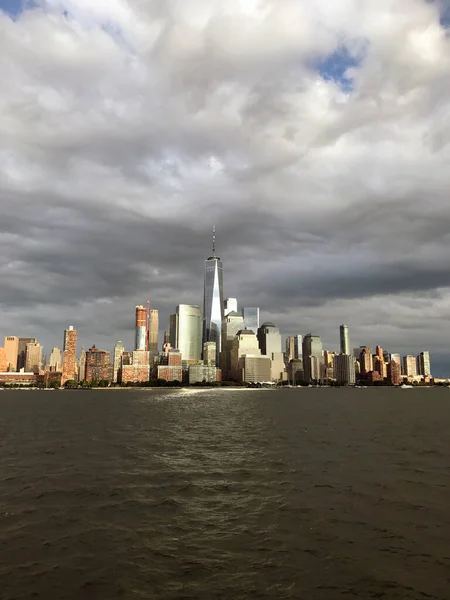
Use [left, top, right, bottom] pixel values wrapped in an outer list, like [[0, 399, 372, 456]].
[[202, 227, 224, 365]]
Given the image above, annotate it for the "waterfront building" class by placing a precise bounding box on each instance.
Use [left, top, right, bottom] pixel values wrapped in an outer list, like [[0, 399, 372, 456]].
[[224, 298, 238, 316], [302, 334, 324, 382], [157, 349, 182, 382], [257, 322, 286, 382], [62, 326, 77, 385], [334, 354, 356, 386], [239, 354, 271, 383], [339, 325, 350, 355], [358, 347, 373, 376], [77, 346, 86, 382], [135, 305, 147, 351], [388, 359, 402, 385], [202, 228, 224, 366], [230, 330, 261, 381], [390, 353, 401, 369], [113, 341, 125, 383], [175, 304, 202, 362], [242, 307, 260, 334], [0, 347, 7, 372], [417, 351, 431, 378], [288, 358, 304, 384], [189, 364, 222, 384], [148, 309, 159, 362], [85, 346, 112, 383], [17, 338, 36, 371], [220, 311, 245, 380], [121, 350, 150, 384], [402, 355, 417, 378], [4, 336, 19, 371]]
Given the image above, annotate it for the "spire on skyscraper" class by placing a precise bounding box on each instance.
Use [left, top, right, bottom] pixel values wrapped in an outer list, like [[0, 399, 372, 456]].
[[212, 225, 216, 257]]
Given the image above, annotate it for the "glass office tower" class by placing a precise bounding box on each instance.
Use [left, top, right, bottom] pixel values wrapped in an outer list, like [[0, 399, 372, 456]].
[[203, 231, 224, 365]]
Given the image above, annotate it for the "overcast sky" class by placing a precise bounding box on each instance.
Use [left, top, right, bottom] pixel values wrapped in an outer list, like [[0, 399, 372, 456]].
[[1, 0, 450, 375]]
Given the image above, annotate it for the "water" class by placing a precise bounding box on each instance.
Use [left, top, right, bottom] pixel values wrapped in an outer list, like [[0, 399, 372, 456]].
[[0, 388, 449, 599]]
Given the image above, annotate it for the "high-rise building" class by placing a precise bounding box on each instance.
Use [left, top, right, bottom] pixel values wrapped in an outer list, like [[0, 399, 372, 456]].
[[230, 330, 261, 381], [374, 356, 387, 379], [78, 346, 86, 382], [203, 342, 216, 366], [324, 350, 336, 380], [220, 311, 245, 380], [285, 336, 295, 362], [242, 307, 260, 334], [113, 341, 125, 383], [334, 354, 356, 386], [224, 298, 238, 316], [288, 358, 304, 384], [62, 326, 77, 385], [85, 346, 112, 383], [387, 359, 402, 386], [4, 336, 19, 371], [240, 355, 271, 383], [49, 347, 62, 371], [390, 353, 401, 369], [359, 347, 373, 376], [135, 305, 147, 351], [25, 342, 42, 373], [0, 347, 7, 372], [257, 322, 286, 382], [402, 355, 417, 378], [169, 314, 177, 349], [157, 349, 182, 382], [121, 350, 150, 384], [294, 335, 302, 360], [339, 325, 350, 355], [302, 334, 324, 383], [148, 309, 159, 361], [202, 229, 224, 366], [175, 304, 202, 361], [417, 351, 431, 378], [17, 338, 36, 371], [375, 345, 384, 360]]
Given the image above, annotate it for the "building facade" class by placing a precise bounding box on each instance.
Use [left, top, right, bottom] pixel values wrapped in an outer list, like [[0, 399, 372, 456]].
[[302, 334, 324, 382], [257, 322, 286, 382], [220, 311, 245, 380], [339, 325, 350, 355], [49, 347, 62, 371], [203, 342, 216, 366], [62, 326, 77, 385], [85, 346, 112, 383], [25, 342, 42, 373], [402, 355, 417, 378], [334, 354, 356, 386], [135, 305, 147, 351], [175, 304, 202, 362], [224, 298, 238, 316], [202, 229, 224, 366], [189, 364, 222, 384], [4, 336, 19, 371], [239, 354, 271, 383], [417, 351, 431, 378], [148, 309, 159, 362], [113, 341, 125, 383]]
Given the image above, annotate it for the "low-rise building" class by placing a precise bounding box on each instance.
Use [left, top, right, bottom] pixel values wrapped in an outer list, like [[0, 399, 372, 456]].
[[189, 365, 222, 384]]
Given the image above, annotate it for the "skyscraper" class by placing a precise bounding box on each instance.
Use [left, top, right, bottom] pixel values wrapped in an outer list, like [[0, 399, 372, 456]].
[[359, 347, 373, 376], [402, 355, 417, 378], [113, 341, 125, 383], [339, 325, 350, 355], [25, 342, 42, 373], [302, 334, 324, 383], [203, 342, 216, 366], [175, 304, 202, 361], [294, 335, 302, 360], [135, 306, 147, 351], [220, 311, 245, 380], [4, 336, 19, 371], [49, 347, 62, 371], [202, 228, 224, 365], [78, 346, 86, 382], [242, 307, 260, 333], [285, 336, 295, 362], [148, 309, 159, 361], [17, 338, 36, 371], [85, 346, 112, 383], [417, 351, 431, 378], [334, 354, 356, 386], [257, 322, 286, 382], [62, 326, 77, 385]]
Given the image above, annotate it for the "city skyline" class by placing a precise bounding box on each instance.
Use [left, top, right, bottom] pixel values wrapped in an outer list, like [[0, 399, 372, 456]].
[[2, 2, 450, 376]]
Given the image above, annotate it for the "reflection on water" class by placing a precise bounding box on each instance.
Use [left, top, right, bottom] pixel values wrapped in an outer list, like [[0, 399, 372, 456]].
[[0, 388, 449, 600]]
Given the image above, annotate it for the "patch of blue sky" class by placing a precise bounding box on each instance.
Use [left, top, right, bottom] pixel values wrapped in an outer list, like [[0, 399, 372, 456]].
[[0, 0, 24, 18], [315, 46, 365, 93]]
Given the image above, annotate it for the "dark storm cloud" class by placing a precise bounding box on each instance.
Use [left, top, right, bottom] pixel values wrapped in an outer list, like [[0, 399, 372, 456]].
[[1, 0, 450, 374]]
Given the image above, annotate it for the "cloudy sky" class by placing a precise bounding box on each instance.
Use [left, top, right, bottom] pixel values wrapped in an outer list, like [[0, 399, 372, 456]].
[[1, 0, 450, 375]]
